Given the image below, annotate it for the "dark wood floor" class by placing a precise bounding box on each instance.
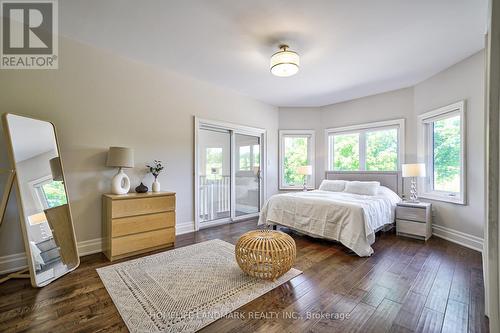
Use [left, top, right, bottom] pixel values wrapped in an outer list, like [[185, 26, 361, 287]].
[[0, 219, 488, 333]]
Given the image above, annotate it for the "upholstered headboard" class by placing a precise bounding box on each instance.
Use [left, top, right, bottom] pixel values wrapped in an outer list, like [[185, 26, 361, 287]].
[[325, 171, 402, 195]]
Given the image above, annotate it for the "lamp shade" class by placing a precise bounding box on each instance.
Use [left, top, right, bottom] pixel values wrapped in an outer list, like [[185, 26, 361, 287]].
[[297, 165, 313, 176], [49, 157, 63, 181], [270, 45, 300, 77], [106, 147, 134, 168], [402, 163, 426, 177]]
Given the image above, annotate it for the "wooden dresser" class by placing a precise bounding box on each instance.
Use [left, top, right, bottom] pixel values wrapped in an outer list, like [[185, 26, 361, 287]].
[[102, 192, 176, 261]]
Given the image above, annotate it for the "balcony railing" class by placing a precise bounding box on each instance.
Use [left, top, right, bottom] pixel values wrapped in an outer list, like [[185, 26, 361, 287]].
[[199, 175, 230, 222]]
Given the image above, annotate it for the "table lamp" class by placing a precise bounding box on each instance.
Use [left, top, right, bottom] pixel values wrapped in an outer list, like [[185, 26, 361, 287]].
[[297, 165, 312, 191], [106, 147, 134, 194], [402, 163, 426, 202]]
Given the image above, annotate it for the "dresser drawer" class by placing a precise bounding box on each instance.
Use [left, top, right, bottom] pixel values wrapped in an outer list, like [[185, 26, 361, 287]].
[[396, 206, 427, 222], [111, 227, 175, 257], [112, 211, 175, 237], [111, 195, 175, 218], [397, 220, 427, 237]]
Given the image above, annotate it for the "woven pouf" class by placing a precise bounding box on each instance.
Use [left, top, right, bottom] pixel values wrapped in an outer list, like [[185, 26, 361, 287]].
[[235, 229, 296, 280]]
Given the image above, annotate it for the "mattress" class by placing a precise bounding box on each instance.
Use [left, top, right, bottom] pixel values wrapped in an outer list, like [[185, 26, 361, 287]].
[[258, 189, 401, 256]]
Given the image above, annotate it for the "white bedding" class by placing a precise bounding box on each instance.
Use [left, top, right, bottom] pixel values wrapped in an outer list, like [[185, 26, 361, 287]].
[[257, 189, 401, 256]]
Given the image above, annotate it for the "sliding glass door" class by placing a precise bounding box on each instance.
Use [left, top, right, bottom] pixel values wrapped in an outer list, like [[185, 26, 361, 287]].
[[196, 119, 265, 229], [198, 127, 231, 223], [235, 134, 260, 217]]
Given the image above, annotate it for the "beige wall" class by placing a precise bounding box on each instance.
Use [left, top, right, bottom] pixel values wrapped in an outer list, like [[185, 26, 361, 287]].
[[279, 50, 485, 241], [279, 88, 415, 189], [0, 37, 279, 256], [414, 50, 485, 238]]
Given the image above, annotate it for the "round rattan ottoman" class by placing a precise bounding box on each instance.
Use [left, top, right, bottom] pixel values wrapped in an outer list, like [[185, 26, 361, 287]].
[[235, 229, 296, 280]]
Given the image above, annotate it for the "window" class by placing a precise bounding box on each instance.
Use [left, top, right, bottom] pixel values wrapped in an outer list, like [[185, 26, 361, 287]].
[[279, 130, 315, 189], [419, 101, 466, 204], [237, 144, 260, 171], [31, 176, 67, 210], [205, 147, 223, 178], [326, 119, 404, 172]]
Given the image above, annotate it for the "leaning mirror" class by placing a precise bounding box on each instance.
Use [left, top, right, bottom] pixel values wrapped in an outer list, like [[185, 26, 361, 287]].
[[2, 113, 79, 287]]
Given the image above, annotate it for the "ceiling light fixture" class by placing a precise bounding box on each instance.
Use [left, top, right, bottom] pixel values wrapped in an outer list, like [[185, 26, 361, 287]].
[[270, 45, 299, 77]]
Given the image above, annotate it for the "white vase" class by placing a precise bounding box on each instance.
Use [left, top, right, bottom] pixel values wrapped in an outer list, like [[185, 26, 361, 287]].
[[152, 179, 160, 192]]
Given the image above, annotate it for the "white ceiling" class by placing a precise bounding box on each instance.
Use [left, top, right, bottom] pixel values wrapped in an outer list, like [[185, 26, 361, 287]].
[[60, 0, 487, 107]]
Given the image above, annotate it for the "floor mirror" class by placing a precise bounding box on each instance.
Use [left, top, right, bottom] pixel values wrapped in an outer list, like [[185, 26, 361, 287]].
[[1, 113, 79, 287]]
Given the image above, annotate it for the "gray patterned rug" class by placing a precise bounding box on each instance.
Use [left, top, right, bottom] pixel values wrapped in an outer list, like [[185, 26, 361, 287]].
[[97, 239, 302, 333]]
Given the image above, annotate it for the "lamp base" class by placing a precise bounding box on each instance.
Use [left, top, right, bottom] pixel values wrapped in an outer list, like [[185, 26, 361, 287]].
[[409, 177, 419, 202], [111, 168, 130, 194]]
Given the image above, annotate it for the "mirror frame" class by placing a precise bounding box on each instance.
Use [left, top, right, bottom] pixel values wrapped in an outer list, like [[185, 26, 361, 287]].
[[1, 113, 80, 287]]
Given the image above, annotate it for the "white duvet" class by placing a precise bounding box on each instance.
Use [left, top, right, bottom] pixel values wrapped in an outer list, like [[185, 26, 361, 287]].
[[258, 189, 401, 257]]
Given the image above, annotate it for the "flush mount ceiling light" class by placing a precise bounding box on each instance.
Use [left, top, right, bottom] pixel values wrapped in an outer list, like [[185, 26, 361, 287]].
[[270, 45, 299, 77]]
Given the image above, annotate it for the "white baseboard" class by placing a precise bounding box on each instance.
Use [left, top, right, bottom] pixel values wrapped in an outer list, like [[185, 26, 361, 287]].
[[77, 238, 103, 256], [176, 221, 195, 235], [0, 237, 103, 275], [1, 222, 197, 275], [432, 224, 484, 252], [0, 252, 28, 275]]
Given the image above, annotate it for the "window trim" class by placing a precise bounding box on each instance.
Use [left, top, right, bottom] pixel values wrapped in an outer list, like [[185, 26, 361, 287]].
[[418, 100, 466, 205], [325, 118, 405, 172], [279, 129, 316, 190]]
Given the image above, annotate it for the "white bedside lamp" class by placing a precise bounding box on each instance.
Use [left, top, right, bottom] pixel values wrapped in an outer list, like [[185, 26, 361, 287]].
[[106, 147, 134, 194], [297, 165, 312, 191], [402, 163, 426, 202]]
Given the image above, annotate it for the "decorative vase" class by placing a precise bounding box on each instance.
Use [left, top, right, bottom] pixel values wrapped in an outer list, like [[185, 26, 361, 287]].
[[135, 182, 148, 193], [152, 179, 160, 192]]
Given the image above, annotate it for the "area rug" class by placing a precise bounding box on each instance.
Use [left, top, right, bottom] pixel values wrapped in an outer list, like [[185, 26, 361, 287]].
[[97, 239, 302, 333]]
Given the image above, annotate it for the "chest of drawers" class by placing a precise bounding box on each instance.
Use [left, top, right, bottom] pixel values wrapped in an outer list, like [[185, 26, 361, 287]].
[[102, 192, 176, 261]]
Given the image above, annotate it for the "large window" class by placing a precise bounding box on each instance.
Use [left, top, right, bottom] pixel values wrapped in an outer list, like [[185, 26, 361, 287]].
[[279, 130, 315, 189], [326, 119, 404, 172], [31, 176, 67, 210], [419, 101, 466, 204]]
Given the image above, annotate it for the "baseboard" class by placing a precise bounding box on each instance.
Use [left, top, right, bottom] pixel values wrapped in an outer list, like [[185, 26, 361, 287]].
[[77, 238, 103, 256], [176, 221, 195, 235], [432, 224, 484, 252], [1, 221, 198, 275], [0, 252, 27, 275]]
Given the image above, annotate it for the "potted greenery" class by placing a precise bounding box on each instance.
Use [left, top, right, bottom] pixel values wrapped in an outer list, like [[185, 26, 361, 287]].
[[146, 160, 164, 192]]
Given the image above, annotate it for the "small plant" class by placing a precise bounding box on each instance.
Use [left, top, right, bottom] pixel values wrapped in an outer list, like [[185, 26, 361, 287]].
[[146, 160, 164, 180]]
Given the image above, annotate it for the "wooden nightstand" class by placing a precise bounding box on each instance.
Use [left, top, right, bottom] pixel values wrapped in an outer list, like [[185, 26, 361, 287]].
[[396, 202, 432, 241]]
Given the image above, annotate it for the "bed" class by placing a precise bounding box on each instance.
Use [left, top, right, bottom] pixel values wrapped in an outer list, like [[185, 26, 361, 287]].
[[258, 171, 402, 256]]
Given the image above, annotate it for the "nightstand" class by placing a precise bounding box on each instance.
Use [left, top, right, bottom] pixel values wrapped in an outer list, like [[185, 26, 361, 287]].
[[396, 202, 432, 241]]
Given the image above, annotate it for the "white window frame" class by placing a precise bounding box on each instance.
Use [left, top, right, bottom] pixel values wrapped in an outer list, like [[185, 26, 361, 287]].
[[325, 119, 405, 172], [279, 130, 316, 190], [418, 100, 466, 205], [28, 175, 54, 210]]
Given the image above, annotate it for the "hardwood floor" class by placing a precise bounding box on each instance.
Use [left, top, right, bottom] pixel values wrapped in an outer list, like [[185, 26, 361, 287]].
[[0, 219, 488, 333]]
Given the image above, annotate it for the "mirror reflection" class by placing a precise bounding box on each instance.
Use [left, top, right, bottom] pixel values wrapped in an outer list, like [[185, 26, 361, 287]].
[[5, 114, 78, 286]]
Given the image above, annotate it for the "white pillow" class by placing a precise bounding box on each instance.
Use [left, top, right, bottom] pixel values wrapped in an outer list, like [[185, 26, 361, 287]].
[[377, 186, 402, 205], [344, 181, 380, 196], [318, 180, 347, 192]]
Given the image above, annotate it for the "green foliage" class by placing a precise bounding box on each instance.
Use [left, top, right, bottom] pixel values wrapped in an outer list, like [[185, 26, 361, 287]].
[[331, 129, 398, 171], [146, 160, 165, 179], [206, 148, 223, 177], [433, 116, 460, 192], [42, 181, 67, 208], [366, 129, 398, 171], [239, 146, 251, 171], [333, 133, 360, 171], [283, 137, 308, 185]]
